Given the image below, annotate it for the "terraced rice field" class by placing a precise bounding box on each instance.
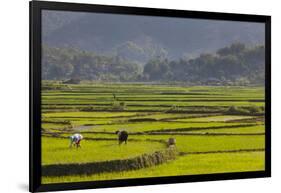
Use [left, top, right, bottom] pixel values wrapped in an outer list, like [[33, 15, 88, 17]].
[[41, 82, 265, 184]]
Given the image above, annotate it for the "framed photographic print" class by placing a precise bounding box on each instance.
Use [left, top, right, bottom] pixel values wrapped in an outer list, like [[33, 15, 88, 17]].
[[30, 0, 271, 192]]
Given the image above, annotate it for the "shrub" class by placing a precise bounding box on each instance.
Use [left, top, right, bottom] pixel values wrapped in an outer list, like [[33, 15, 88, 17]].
[[80, 106, 95, 112], [247, 105, 264, 114], [226, 106, 249, 115], [112, 101, 126, 110], [226, 105, 264, 115]]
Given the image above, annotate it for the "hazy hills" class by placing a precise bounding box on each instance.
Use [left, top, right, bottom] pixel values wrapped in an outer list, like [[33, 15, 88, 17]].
[[42, 10, 265, 63]]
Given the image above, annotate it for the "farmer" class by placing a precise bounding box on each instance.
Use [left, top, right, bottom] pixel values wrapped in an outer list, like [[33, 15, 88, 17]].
[[115, 130, 128, 145], [69, 133, 83, 148], [167, 138, 176, 147]]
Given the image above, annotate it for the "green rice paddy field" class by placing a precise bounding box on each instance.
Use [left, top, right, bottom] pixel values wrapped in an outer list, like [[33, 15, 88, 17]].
[[41, 82, 265, 184]]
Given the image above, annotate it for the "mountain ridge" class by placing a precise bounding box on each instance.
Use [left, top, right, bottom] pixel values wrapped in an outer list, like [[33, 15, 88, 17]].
[[42, 11, 265, 63]]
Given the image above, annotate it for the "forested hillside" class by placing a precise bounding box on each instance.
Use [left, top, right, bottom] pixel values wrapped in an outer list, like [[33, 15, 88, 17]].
[[42, 43, 265, 85]]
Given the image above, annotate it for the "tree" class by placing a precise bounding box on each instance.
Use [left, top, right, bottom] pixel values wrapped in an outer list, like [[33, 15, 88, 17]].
[[217, 42, 246, 56], [143, 57, 170, 80]]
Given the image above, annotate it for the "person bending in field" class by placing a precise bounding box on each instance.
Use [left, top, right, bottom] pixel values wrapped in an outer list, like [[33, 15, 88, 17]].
[[69, 133, 83, 148], [115, 130, 128, 145]]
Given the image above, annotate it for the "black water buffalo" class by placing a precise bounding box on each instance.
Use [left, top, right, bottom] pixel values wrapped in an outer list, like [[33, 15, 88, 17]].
[[115, 130, 128, 145]]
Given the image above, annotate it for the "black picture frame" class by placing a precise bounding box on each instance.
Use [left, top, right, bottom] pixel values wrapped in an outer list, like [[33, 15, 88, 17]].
[[29, 1, 271, 192]]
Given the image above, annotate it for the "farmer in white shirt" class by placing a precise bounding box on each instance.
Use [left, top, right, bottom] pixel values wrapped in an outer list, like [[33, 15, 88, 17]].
[[69, 133, 83, 148]]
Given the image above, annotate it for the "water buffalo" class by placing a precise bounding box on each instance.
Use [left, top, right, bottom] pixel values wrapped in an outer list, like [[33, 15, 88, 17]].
[[115, 130, 128, 145]]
